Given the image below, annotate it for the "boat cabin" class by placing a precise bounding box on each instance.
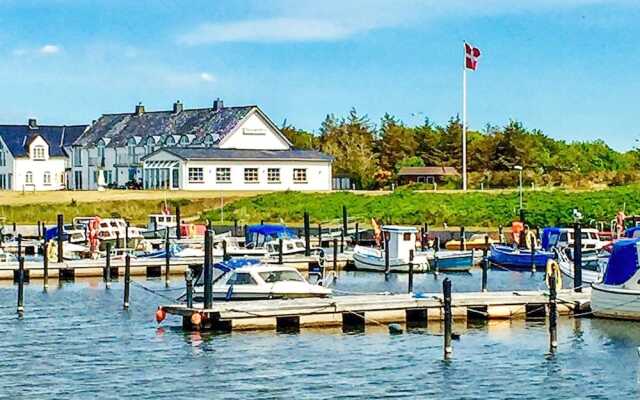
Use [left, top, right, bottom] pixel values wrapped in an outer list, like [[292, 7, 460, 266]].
[[245, 224, 297, 248], [541, 227, 603, 251], [147, 214, 177, 232], [382, 225, 417, 259]]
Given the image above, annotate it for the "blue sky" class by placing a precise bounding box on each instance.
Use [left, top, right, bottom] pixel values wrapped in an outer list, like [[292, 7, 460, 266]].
[[0, 0, 638, 150]]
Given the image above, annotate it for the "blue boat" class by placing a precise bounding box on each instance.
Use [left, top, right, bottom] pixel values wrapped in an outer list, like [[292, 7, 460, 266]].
[[488, 244, 554, 270], [245, 224, 297, 247], [431, 250, 474, 272]]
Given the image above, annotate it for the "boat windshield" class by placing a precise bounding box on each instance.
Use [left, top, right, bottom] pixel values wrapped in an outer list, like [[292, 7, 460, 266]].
[[259, 270, 304, 283]]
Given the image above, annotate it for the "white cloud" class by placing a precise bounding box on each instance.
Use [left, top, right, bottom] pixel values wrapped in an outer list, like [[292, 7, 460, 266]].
[[200, 72, 215, 82], [39, 44, 60, 54]]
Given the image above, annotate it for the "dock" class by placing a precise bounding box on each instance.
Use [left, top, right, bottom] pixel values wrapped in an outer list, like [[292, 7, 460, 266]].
[[160, 288, 591, 331]]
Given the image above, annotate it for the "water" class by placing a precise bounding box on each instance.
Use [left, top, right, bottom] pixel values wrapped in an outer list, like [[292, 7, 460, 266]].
[[0, 270, 639, 399]]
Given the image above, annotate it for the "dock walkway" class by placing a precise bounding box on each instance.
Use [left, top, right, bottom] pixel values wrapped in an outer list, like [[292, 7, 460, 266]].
[[161, 288, 591, 331]]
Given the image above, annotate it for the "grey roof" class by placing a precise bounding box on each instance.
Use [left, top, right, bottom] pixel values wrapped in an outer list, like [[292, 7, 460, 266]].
[[0, 125, 88, 157], [74, 105, 259, 147], [143, 147, 333, 162], [398, 166, 459, 176]]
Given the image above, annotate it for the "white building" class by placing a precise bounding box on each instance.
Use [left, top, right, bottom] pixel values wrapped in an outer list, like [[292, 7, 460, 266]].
[[0, 119, 87, 191], [72, 99, 333, 191]]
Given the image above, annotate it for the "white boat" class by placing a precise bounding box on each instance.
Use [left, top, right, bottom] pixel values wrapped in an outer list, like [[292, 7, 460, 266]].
[[189, 258, 332, 301], [555, 247, 604, 284], [352, 226, 429, 272], [592, 238, 640, 320], [94, 218, 145, 251]]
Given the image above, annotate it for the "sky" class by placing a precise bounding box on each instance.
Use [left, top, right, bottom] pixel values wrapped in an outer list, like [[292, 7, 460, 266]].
[[0, 0, 638, 150]]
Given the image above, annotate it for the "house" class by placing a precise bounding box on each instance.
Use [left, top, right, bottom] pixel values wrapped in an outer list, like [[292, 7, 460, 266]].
[[72, 99, 333, 191], [397, 166, 459, 185], [0, 119, 87, 191]]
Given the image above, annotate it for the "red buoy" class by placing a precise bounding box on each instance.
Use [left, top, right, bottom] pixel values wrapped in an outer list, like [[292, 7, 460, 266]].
[[155, 307, 166, 323], [190, 312, 202, 326]]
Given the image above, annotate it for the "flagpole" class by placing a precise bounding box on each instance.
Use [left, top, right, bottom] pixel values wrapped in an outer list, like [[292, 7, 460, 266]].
[[462, 42, 468, 192]]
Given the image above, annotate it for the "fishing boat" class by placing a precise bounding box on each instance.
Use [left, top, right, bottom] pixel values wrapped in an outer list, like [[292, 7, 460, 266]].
[[353, 226, 429, 272], [488, 244, 554, 270], [592, 238, 640, 320], [188, 258, 332, 301], [555, 247, 604, 284], [445, 234, 495, 251]]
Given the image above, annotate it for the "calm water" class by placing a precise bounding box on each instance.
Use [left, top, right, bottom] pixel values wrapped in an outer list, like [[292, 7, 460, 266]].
[[0, 269, 639, 399]]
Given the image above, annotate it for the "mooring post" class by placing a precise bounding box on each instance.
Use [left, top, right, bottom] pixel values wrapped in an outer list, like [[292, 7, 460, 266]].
[[17, 254, 25, 316], [125, 220, 130, 251], [57, 214, 64, 263], [443, 278, 452, 359], [342, 205, 348, 236], [105, 242, 112, 289], [460, 226, 466, 250], [408, 249, 414, 293], [574, 222, 583, 292], [13, 221, 16, 233], [43, 240, 49, 291], [115, 230, 120, 250], [17, 233, 22, 259], [123, 254, 131, 310], [420, 227, 425, 251], [164, 228, 171, 287], [498, 225, 504, 243], [233, 219, 238, 236], [222, 239, 228, 261], [531, 245, 536, 273], [519, 209, 526, 246], [83, 225, 88, 246], [549, 275, 558, 353], [303, 211, 310, 257], [333, 238, 338, 272], [384, 234, 390, 278], [340, 228, 345, 253], [318, 223, 322, 247], [176, 206, 182, 240], [185, 269, 194, 308], [278, 238, 283, 264], [355, 222, 359, 245], [203, 229, 213, 309], [37, 221, 41, 240], [482, 235, 488, 292]]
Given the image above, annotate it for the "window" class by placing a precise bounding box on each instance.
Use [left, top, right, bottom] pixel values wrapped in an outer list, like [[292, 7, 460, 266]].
[[0, 174, 5, 189], [203, 135, 214, 147], [33, 146, 46, 160], [164, 136, 176, 146], [259, 270, 304, 283], [74, 171, 83, 189], [226, 272, 257, 285], [43, 171, 51, 185], [25, 171, 33, 184], [244, 168, 258, 183], [179, 135, 190, 146], [73, 148, 82, 166], [145, 137, 155, 155], [267, 168, 280, 183], [0, 149, 5, 167], [403, 232, 412, 241], [188, 167, 204, 183], [293, 168, 307, 183], [216, 167, 231, 183], [104, 170, 113, 184]]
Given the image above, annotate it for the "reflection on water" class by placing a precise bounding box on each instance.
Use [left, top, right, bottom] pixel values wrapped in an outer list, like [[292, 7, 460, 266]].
[[0, 271, 638, 398]]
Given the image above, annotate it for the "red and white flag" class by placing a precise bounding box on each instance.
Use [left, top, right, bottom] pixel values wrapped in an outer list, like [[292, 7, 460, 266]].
[[465, 42, 481, 70]]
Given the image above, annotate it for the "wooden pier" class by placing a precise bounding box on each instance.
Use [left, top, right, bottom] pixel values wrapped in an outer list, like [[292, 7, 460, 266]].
[[160, 288, 591, 332]]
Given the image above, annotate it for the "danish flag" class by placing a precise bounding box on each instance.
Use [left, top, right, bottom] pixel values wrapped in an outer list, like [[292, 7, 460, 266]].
[[465, 43, 481, 70]]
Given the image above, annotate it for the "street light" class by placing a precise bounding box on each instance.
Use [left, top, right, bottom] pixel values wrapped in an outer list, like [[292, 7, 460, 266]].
[[514, 165, 523, 210]]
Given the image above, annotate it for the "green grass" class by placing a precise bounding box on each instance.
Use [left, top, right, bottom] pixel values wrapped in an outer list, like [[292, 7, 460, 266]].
[[205, 186, 640, 227]]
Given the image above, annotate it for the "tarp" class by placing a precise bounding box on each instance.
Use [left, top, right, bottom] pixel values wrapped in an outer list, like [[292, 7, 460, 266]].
[[213, 258, 261, 273], [603, 238, 640, 285], [541, 227, 561, 251]]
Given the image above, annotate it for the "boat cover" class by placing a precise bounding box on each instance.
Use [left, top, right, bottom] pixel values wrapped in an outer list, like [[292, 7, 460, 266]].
[[245, 224, 296, 241], [625, 226, 640, 239], [541, 227, 561, 251], [214, 258, 261, 272], [44, 227, 66, 242], [602, 238, 640, 285]]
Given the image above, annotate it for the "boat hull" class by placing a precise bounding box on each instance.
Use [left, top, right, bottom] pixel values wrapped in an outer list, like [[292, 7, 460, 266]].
[[352, 252, 429, 273], [432, 253, 473, 272], [592, 284, 640, 320], [558, 259, 602, 284], [488, 245, 553, 270]]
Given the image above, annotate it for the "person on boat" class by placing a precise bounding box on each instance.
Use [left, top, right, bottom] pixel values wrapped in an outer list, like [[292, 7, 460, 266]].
[[615, 210, 626, 239], [511, 221, 524, 248], [371, 218, 382, 248]]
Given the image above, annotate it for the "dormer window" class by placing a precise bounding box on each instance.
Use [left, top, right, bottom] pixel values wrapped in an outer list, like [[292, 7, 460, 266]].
[[203, 134, 214, 147], [145, 137, 156, 155], [33, 145, 46, 160], [178, 135, 190, 146], [164, 136, 176, 146]]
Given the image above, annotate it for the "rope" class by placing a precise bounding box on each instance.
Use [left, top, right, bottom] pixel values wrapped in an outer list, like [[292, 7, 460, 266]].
[[130, 280, 177, 302], [226, 301, 338, 318]]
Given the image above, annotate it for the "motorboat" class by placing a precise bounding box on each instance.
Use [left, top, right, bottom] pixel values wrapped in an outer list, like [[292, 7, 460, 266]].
[[94, 218, 145, 251], [592, 238, 640, 320], [445, 234, 495, 251], [541, 227, 608, 251], [44, 224, 87, 244], [188, 258, 332, 301], [244, 224, 317, 256], [555, 247, 604, 284], [488, 244, 554, 270], [424, 249, 475, 272], [142, 214, 178, 238], [353, 226, 429, 272]]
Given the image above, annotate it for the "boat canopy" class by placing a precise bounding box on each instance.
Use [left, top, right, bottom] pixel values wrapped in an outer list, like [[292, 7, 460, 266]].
[[214, 258, 261, 273], [541, 227, 561, 251], [381, 225, 417, 233], [625, 227, 640, 239], [602, 238, 640, 285], [245, 224, 296, 242], [44, 227, 66, 242]]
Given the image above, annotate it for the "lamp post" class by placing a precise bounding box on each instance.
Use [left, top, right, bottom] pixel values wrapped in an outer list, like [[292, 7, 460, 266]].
[[514, 165, 523, 210]]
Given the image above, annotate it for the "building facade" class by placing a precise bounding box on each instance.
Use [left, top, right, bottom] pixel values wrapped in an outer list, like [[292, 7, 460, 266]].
[[0, 120, 87, 191], [71, 100, 333, 191]]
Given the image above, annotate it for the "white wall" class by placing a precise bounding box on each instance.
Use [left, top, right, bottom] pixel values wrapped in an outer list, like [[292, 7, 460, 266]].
[[0, 137, 15, 190], [219, 111, 290, 150], [13, 157, 66, 191]]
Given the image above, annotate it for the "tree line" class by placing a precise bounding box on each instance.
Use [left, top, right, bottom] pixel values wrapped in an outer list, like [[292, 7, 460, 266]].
[[281, 108, 640, 190]]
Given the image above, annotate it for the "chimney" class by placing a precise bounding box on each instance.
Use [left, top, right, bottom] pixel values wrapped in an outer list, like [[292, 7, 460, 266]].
[[28, 118, 37, 129], [212, 98, 224, 112], [173, 100, 183, 114], [135, 102, 145, 115]]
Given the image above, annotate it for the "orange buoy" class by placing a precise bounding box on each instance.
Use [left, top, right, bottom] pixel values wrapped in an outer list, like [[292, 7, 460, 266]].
[[155, 307, 166, 323], [191, 312, 202, 326]]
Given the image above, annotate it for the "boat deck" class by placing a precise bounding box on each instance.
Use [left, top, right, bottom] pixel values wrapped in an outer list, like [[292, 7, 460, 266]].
[[161, 288, 591, 331]]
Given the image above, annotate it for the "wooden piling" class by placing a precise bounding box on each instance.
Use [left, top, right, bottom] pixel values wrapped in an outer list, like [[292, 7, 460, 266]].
[[278, 238, 283, 264], [303, 211, 310, 257], [531, 246, 536, 273], [164, 228, 170, 286], [574, 223, 583, 292], [384, 234, 390, 277], [408, 249, 414, 293], [123, 254, 131, 309], [420, 227, 425, 251], [342, 205, 348, 235], [222, 239, 228, 261], [105, 242, 112, 288], [185, 269, 194, 308], [125, 220, 130, 250], [460, 226, 466, 250], [549, 275, 558, 352], [234, 219, 238, 236], [57, 214, 64, 263], [318, 224, 322, 247], [498, 225, 504, 243], [43, 241, 49, 290], [333, 238, 338, 272], [176, 206, 182, 240], [443, 278, 452, 359], [116, 230, 120, 250], [37, 221, 41, 240], [204, 229, 213, 309], [340, 229, 344, 253], [17, 255, 24, 316], [355, 222, 359, 245], [482, 235, 489, 292]]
